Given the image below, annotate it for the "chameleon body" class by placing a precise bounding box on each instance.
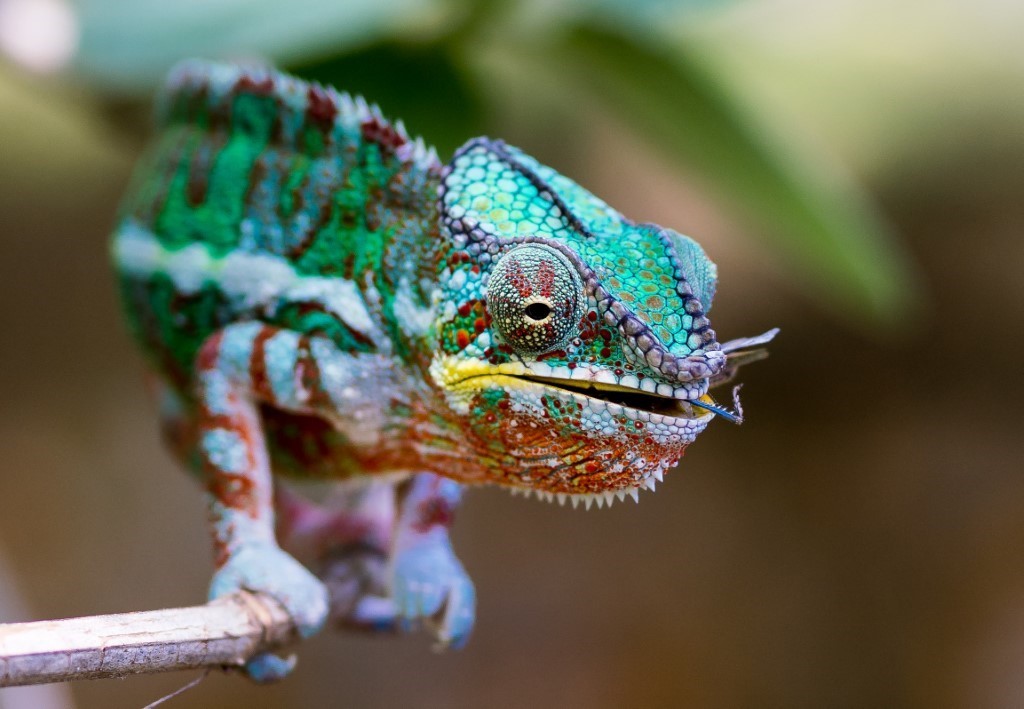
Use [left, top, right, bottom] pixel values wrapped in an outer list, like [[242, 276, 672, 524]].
[[112, 60, 776, 680]]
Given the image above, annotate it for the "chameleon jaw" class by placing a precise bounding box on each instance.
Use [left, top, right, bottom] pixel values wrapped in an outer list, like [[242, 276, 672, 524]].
[[431, 356, 714, 503], [456, 372, 713, 508]]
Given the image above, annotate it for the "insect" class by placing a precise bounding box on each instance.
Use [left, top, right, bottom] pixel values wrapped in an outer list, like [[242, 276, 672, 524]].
[[112, 60, 776, 680]]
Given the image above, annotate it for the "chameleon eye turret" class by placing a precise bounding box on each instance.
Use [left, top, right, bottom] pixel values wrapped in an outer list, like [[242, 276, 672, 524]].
[[487, 243, 584, 355], [112, 60, 776, 678]]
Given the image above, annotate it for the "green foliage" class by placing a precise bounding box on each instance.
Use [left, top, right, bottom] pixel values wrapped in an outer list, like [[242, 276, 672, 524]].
[[291, 43, 485, 158], [549, 25, 918, 326], [76, 0, 921, 329]]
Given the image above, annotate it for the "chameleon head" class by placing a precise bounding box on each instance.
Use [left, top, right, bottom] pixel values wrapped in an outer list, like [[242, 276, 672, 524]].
[[428, 138, 736, 507]]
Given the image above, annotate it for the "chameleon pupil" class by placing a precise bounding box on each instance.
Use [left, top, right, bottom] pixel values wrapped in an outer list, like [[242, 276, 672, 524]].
[[525, 302, 551, 321]]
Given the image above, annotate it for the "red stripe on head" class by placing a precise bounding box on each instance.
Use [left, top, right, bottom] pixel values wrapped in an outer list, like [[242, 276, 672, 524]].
[[506, 257, 533, 298], [536, 259, 556, 298]]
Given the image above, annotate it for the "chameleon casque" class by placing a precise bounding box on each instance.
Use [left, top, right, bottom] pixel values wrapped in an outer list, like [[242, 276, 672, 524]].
[[112, 60, 776, 680]]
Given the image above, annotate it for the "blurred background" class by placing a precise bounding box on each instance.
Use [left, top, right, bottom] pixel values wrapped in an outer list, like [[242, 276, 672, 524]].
[[0, 0, 1022, 706]]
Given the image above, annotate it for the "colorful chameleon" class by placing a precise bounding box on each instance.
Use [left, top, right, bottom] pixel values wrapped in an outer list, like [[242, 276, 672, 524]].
[[112, 60, 776, 681]]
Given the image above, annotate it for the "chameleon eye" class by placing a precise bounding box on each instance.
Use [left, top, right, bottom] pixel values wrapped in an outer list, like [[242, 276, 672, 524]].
[[487, 244, 584, 355]]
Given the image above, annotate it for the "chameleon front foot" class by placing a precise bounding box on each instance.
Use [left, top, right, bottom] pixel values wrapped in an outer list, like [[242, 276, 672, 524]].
[[314, 542, 476, 648], [209, 541, 330, 681], [392, 539, 477, 648]]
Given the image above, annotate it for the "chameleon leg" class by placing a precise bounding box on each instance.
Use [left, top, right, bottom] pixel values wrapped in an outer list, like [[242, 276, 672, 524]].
[[387, 473, 476, 648], [275, 482, 402, 633], [275, 481, 393, 564], [194, 322, 330, 681]]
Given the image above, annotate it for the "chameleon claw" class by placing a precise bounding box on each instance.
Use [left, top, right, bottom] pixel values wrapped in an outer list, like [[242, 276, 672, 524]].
[[391, 536, 476, 647], [209, 542, 329, 641], [243, 652, 297, 684]]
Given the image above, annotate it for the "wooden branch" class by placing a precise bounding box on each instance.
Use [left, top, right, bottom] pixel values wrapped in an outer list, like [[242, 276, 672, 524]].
[[0, 591, 296, 687]]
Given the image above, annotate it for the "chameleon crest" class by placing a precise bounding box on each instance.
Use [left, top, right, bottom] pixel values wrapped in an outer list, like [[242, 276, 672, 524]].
[[113, 60, 776, 680]]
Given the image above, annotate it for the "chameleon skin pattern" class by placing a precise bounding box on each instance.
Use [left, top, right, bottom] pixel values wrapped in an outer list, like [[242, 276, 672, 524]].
[[112, 60, 775, 677]]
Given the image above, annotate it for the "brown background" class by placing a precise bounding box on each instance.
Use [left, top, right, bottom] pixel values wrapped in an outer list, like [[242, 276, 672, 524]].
[[1, 1, 1023, 706]]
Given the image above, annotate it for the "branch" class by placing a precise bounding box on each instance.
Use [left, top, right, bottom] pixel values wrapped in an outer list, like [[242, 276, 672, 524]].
[[0, 592, 296, 687]]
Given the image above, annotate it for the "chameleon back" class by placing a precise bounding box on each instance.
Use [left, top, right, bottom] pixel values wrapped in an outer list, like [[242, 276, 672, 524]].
[[114, 61, 443, 391]]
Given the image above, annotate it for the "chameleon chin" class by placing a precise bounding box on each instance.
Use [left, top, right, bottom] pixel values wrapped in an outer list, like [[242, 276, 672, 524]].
[[112, 59, 776, 681]]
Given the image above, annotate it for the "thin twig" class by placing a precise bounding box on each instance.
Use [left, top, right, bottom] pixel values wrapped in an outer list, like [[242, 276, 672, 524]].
[[142, 670, 210, 708], [0, 592, 295, 687]]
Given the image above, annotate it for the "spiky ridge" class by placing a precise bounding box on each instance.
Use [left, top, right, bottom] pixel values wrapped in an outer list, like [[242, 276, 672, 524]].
[[159, 59, 439, 174], [505, 467, 668, 509]]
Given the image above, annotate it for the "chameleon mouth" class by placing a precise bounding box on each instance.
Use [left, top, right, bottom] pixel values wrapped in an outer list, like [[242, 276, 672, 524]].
[[506, 374, 739, 423]]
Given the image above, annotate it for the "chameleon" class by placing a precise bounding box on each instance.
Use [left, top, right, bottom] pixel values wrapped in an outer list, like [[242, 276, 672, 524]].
[[112, 59, 777, 681]]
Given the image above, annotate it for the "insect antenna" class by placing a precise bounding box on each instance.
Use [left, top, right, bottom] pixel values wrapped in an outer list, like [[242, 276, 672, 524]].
[[689, 385, 745, 424]]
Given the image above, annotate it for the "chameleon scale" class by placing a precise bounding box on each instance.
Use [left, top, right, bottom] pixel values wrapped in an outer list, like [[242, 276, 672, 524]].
[[112, 59, 775, 679]]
